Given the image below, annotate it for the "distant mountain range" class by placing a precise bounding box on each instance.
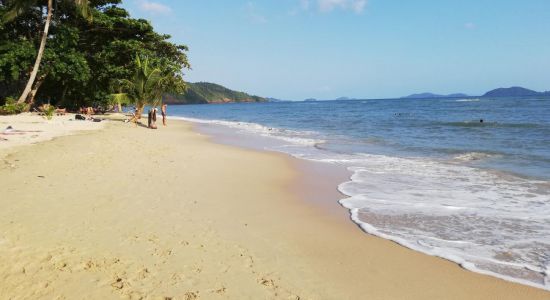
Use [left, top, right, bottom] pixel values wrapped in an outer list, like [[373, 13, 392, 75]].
[[403, 87, 550, 99], [164, 82, 266, 104]]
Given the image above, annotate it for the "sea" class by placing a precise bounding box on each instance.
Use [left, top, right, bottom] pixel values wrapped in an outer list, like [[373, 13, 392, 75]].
[[167, 96, 550, 290]]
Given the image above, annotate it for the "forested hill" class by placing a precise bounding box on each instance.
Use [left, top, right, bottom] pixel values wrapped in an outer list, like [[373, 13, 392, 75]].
[[482, 87, 549, 97], [164, 82, 266, 104]]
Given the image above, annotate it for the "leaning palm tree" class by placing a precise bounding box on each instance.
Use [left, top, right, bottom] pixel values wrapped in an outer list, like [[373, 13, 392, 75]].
[[2, 0, 91, 104], [111, 55, 169, 124]]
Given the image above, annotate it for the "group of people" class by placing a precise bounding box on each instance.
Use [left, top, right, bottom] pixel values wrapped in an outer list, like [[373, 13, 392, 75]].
[[80, 106, 105, 117], [147, 104, 167, 129]]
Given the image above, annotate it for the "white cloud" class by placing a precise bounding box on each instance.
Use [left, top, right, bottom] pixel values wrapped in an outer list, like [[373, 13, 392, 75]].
[[317, 0, 367, 13], [464, 22, 476, 30], [318, 0, 346, 12], [138, 0, 172, 15], [246, 2, 268, 24], [351, 0, 367, 13]]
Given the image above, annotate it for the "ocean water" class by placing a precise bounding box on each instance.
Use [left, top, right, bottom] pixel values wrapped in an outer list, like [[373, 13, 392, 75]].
[[168, 97, 550, 290]]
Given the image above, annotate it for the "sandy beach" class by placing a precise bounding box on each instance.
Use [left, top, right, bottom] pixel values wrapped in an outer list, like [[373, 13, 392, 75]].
[[0, 116, 548, 299], [0, 113, 106, 150]]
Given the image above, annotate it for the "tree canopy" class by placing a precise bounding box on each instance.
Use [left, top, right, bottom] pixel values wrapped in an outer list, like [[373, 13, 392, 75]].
[[0, 0, 189, 109]]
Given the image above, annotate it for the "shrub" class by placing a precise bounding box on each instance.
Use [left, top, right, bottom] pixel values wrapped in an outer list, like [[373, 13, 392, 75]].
[[42, 104, 56, 120], [0, 98, 29, 115]]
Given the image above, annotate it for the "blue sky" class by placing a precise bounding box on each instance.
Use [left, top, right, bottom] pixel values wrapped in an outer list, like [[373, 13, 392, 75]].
[[122, 0, 550, 100]]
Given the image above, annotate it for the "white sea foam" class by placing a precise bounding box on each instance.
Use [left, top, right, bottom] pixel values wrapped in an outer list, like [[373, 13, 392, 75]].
[[179, 115, 550, 291], [453, 152, 500, 162], [172, 116, 324, 146], [455, 98, 481, 102], [336, 154, 550, 290]]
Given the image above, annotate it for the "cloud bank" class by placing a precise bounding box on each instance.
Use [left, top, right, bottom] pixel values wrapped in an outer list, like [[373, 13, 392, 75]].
[[138, 0, 172, 15], [300, 0, 368, 14]]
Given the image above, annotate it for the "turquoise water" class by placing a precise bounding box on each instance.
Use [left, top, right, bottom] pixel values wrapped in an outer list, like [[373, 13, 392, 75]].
[[169, 97, 550, 290]]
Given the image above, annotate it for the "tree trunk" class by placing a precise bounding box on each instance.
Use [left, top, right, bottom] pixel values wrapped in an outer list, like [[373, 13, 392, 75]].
[[17, 0, 53, 104], [129, 103, 145, 124], [28, 76, 46, 108]]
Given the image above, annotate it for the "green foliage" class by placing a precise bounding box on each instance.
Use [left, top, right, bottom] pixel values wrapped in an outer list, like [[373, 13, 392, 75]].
[[42, 104, 55, 120], [0, 0, 189, 110], [1, 0, 92, 23], [111, 55, 173, 109], [166, 82, 266, 104], [0, 97, 29, 115], [108, 91, 131, 106]]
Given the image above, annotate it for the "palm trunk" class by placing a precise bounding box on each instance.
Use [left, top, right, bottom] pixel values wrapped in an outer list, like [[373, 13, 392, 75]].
[[129, 103, 145, 124], [17, 0, 53, 104], [28, 76, 46, 108], [60, 83, 68, 104]]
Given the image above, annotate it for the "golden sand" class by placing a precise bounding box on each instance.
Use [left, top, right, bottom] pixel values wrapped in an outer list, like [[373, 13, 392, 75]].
[[0, 118, 548, 299]]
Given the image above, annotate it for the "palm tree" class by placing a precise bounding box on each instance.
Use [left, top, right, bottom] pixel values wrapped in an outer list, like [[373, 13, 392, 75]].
[[2, 0, 91, 104], [111, 55, 170, 124]]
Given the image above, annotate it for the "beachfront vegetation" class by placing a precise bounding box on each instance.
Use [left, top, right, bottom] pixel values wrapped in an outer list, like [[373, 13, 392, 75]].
[[1, 0, 92, 105], [0, 97, 28, 115], [0, 0, 189, 111], [164, 82, 266, 104], [111, 55, 184, 122]]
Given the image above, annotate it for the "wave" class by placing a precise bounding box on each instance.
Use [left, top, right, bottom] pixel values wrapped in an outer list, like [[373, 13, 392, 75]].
[[336, 154, 550, 291], [171, 116, 325, 146], [452, 151, 502, 162], [177, 115, 550, 291], [455, 98, 480, 102]]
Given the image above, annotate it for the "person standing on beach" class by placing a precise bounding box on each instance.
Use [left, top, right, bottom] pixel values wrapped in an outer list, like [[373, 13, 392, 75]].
[[161, 104, 167, 126], [147, 108, 158, 129], [153, 108, 157, 126]]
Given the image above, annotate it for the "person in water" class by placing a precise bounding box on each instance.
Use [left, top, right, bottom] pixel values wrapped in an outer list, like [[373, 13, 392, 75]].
[[161, 104, 167, 126], [480, 119, 484, 123]]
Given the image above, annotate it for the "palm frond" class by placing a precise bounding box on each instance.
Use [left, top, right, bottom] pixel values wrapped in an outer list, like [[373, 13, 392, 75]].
[[109, 93, 133, 106], [2, 0, 38, 23], [63, 0, 92, 21]]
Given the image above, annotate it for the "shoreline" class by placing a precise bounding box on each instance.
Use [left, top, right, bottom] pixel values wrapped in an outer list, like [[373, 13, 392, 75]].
[[0, 118, 548, 298], [187, 116, 550, 291], [174, 119, 550, 295]]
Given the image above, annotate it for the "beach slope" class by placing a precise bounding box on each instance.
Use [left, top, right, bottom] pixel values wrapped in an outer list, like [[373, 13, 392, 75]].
[[0, 120, 548, 299]]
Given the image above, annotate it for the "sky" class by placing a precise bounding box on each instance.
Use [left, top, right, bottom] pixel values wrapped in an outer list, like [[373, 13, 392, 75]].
[[122, 0, 550, 100]]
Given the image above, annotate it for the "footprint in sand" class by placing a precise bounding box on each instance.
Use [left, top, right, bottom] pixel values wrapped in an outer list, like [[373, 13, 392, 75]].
[[214, 286, 226, 295], [111, 277, 126, 290], [258, 277, 275, 288], [137, 267, 150, 279], [184, 291, 199, 300]]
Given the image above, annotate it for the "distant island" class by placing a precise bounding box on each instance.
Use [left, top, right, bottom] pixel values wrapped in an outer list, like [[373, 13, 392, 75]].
[[402, 87, 550, 99], [165, 84, 550, 106], [164, 82, 266, 104], [482, 87, 550, 97], [266, 97, 289, 102], [402, 93, 469, 99]]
